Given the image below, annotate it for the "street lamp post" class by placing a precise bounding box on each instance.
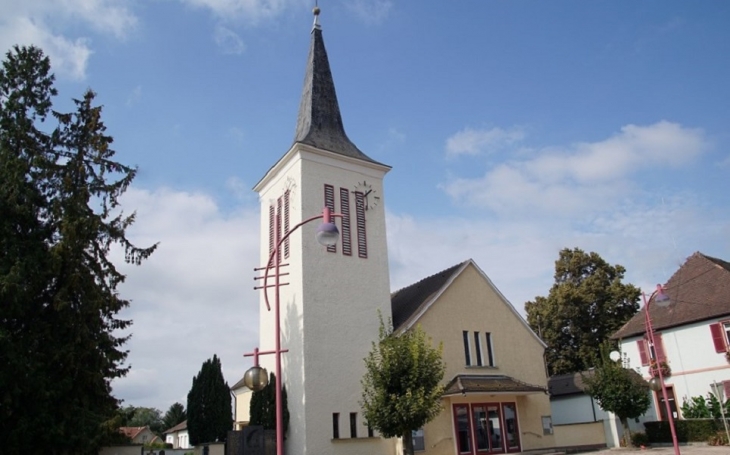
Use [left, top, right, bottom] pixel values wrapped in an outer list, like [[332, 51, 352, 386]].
[[643, 284, 680, 455], [243, 207, 340, 455]]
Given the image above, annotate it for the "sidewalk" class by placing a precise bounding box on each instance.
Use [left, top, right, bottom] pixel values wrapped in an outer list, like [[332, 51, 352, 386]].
[[583, 446, 728, 455]]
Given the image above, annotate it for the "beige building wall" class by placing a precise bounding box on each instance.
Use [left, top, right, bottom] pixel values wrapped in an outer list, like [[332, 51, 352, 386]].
[[234, 387, 252, 429], [409, 262, 555, 453]]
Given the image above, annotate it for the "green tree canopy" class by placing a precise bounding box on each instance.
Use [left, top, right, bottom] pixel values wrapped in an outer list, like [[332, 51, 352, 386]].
[[163, 402, 187, 432], [124, 406, 165, 435], [525, 247, 640, 375], [249, 372, 289, 438], [361, 316, 445, 455], [187, 355, 232, 445], [583, 344, 651, 447], [0, 45, 156, 454]]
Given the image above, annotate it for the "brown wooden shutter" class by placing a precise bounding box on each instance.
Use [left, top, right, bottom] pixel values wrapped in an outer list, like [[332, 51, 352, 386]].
[[654, 333, 666, 362], [324, 184, 336, 253], [339, 187, 352, 256], [710, 323, 727, 353], [355, 191, 367, 258], [724, 381, 730, 399], [268, 205, 275, 265], [637, 339, 649, 366], [283, 190, 290, 259]]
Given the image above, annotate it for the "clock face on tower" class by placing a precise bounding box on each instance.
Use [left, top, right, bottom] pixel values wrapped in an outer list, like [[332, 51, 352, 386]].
[[353, 180, 380, 211]]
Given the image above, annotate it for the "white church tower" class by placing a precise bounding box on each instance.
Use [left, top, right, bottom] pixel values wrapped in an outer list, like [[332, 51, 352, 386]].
[[252, 9, 393, 455]]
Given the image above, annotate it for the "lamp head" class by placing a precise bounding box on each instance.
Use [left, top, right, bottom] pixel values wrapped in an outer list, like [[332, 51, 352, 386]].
[[243, 366, 269, 391], [654, 284, 671, 307], [316, 222, 339, 246], [649, 377, 662, 392]]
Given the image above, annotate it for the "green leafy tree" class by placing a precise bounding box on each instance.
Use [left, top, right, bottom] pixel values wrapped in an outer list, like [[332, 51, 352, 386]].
[[187, 355, 232, 445], [361, 316, 445, 455], [583, 344, 651, 447], [0, 45, 156, 454], [525, 248, 640, 375], [127, 406, 164, 435], [249, 372, 289, 438], [163, 402, 187, 431]]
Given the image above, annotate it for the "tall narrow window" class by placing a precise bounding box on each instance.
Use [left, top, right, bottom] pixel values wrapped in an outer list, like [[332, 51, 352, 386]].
[[350, 413, 357, 438], [355, 191, 367, 258], [485, 332, 495, 366], [283, 190, 290, 258], [276, 197, 283, 263], [268, 205, 275, 265], [332, 413, 340, 439], [474, 331, 483, 366], [339, 187, 352, 256], [324, 185, 336, 253], [463, 331, 471, 366]]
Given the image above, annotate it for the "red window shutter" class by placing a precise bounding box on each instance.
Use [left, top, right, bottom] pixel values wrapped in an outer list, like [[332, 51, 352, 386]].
[[637, 339, 649, 366], [654, 333, 666, 363], [724, 381, 730, 399], [324, 185, 336, 253], [710, 323, 727, 353], [339, 188, 352, 256], [355, 192, 367, 258], [283, 190, 290, 259]]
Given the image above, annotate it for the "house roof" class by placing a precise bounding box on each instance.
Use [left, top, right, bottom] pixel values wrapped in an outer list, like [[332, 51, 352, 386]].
[[292, 10, 380, 165], [231, 375, 248, 391], [612, 252, 730, 339], [443, 374, 547, 396], [164, 420, 187, 434], [119, 426, 149, 440], [547, 371, 594, 397]]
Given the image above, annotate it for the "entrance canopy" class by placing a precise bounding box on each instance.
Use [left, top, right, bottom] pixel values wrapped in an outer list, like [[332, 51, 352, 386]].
[[444, 374, 547, 397]]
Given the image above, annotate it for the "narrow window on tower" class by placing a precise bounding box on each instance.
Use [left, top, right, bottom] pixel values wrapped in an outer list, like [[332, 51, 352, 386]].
[[283, 190, 290, 258], [474, 331, 483, 366], [355, 191, 367, 258], [339, 187, 352, 256], [324, 184, 336, 253], [350, 413, 358, 438], [463, 330, 471, 366], [276, 197, 282, 263], [332, 413, 340, 439], [268, 205, 275, 265]]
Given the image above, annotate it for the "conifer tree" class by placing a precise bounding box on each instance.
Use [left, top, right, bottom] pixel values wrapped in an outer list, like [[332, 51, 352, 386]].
[[0, 45, 156, 454], [249, 372, 289, 438], [187, 355, 232, 445]]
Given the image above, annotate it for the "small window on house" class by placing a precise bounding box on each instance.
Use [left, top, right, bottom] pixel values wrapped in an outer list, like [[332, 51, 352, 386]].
[[332, 413, 339, 439], [350, 412, 357, 438], [485, 332, 495, 367], [541, 416, 553, 435], [463, 331, 471, 366], [474, 332, 483, 366], [710, 322, 730, 353], [412, 428, 425, 451]]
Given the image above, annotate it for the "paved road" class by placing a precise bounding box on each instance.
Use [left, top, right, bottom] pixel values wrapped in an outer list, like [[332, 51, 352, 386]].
[[584, 446, 728, 455]]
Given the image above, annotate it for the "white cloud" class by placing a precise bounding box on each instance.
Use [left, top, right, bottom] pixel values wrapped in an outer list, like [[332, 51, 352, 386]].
[[111, 186, 261, 411], [346, 0, 393, 25], [126, 85, 142, 106], [442, 121, 708, 216], [445, 126, 526, 157], [179, 0, 289, 23], [214, 25, 246, 54], [0, 0, 137, 80]]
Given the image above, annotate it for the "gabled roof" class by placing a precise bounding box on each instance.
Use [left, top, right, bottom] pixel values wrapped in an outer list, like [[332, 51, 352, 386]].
[[612, 252, 730, 339], [547, 371, 593, 397], [119, 426, 149, 440], [231, 375, 248, 391], [390, 259, 546, 347], [164, 419, 187, 434], [443, 374, 547, 396], [293, 10, 380, 165]]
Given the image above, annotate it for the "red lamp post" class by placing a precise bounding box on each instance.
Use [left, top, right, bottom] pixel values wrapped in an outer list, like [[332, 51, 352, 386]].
[[643, 284, 680, 455], [243, 207, 341, 455]]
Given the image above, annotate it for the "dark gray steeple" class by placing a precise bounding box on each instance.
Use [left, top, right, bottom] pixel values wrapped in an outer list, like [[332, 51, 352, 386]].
[[293, 8, 377, 163]]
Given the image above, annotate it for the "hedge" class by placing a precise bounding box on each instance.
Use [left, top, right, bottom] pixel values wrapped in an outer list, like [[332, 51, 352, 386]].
[[644, 419, 724, 443]]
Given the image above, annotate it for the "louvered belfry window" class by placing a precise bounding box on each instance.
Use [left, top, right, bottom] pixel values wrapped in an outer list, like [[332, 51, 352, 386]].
[[324, 184, 336, 253], [268, 205, 275, 265], [339, 187, 352, 256], [276, 197, 283, 263], [355, 191, 367, 258], [283, 190, 290, 259]]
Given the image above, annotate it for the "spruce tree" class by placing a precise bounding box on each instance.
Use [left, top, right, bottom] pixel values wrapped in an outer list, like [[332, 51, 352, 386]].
[[0, 45, 156, 454], [187, 355, 232, 445]]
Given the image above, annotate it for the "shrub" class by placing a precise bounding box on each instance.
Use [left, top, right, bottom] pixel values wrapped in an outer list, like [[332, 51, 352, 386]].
[[708, 430, 729, 446], [645, 419, 718, 442], [631, 432, 649, 447]]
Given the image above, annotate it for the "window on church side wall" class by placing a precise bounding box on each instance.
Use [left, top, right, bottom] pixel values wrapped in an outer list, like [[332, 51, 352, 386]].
[[355, 192, 367, 258], [485, 332, 495, 367], [463, 331, 471, 366], [350, 412, 357, 438], [324, 184, 336, 253], [339, 187, 352, 256], [474, 332, 483, 366], [332, 413, 340, 439]]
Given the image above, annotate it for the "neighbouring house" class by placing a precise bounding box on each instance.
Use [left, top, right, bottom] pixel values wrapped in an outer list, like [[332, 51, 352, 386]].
[[390, 259, 555, 455], [119, 426, 156, 445], [611, 252, 730, 421], [164, 420, 191, 449], [231, 379, 252, 430]]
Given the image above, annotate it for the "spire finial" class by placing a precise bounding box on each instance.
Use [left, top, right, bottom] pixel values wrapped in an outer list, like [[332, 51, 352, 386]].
[[312, 2, 321, 30]]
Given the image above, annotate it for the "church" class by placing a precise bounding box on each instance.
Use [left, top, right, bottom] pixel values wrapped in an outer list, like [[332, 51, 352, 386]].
[[233, 8, 555, 455]]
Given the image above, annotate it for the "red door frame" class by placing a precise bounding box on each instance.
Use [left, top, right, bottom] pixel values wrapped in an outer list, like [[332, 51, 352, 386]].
[[452, 402, 521, 455]]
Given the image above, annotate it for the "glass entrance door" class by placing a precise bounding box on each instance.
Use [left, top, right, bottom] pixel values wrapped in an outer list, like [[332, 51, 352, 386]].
[[454, 403, 520, 454]]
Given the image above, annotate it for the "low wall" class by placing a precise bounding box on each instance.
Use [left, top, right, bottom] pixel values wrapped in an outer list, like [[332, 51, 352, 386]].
[[553, 421, 606, 449], [100, 445, 193, 455]]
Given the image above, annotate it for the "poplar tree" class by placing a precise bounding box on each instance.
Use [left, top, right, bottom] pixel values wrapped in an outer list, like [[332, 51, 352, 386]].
[[525, 248, 640, 375], [0, 45, 156, 453], [187, 355, 232, 445], [361, 317, 445, 455]]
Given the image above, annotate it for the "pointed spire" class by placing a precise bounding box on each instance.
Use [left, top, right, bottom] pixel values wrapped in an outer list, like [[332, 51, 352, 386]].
[[293, 7, 376, 163]]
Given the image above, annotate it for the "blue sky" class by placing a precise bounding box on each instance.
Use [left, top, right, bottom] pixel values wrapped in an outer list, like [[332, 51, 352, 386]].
[[4, 1, 729, 414]]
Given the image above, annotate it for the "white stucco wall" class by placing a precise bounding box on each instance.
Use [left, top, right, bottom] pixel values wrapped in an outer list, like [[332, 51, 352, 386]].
[[254, 144, 394, 455]]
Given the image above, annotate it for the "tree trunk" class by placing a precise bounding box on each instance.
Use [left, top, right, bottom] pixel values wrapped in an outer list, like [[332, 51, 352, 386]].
[[620, 416, 631, 447], [402, 430, 414, 455]]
